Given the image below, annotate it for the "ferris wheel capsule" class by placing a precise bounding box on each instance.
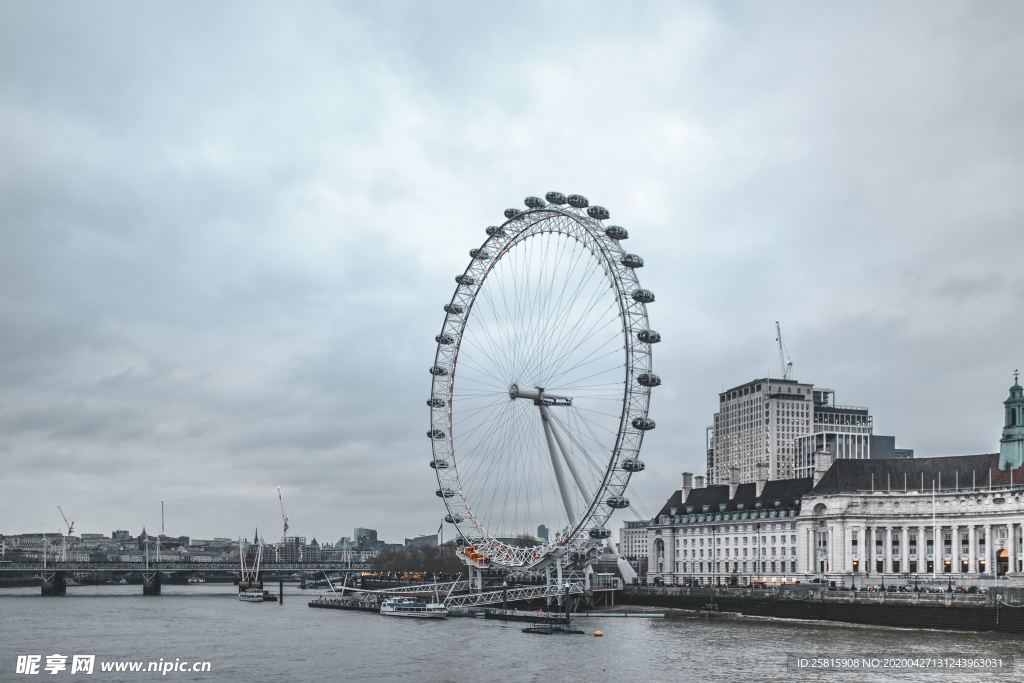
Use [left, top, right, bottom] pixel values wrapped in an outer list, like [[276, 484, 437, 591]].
[[504, 208, 521, 219], [637, 329, 661, 343], [632, 289, 655, 304], [587, 206, 610, 220], [622, 458, 645, 472], [637, 372, 661, 387], [632, 417, 656, 431], [524, 196, 546, 208], [621, 253, 644, 268], [567, 194, 589, 208], [605, 225, 629, 240], [545, 191, 567, 205]]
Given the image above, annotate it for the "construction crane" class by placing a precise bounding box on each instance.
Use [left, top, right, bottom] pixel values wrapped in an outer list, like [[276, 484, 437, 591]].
[[57, 505, 75, 536], [277, 486, 290, 542], [57, 505, 74, 561], [775, 321, 793, 380]]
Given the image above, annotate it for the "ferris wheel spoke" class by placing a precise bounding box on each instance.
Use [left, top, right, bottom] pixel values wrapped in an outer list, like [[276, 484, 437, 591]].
[[527, 243, 600, 383], [545, 349, 624, 389], [540, 301, 621, 386]]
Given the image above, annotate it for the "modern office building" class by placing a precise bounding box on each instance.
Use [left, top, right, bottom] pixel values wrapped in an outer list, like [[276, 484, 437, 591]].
[[869, 434, 915, 460], [709, 378, 875, 484], [618, 519, 649, 562], [405, 534, 439, 549]]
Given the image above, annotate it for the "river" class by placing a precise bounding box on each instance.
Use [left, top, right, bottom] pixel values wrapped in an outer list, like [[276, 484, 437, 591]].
[[0, 584, 1018, 682]]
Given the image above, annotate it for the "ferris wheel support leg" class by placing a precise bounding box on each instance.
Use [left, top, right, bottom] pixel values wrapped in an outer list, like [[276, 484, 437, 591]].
[[545, 566, 553, 607], [541, 405, 593, 502], [556, 562, 564, 608], [540, 408, 576, 524]]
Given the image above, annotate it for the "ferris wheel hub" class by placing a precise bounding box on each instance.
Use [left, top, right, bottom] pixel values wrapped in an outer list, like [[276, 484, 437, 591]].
[[508, 384, 573, 406]]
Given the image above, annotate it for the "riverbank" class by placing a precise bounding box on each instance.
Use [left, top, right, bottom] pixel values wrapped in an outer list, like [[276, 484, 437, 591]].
[[620, 585, 1024, 633]]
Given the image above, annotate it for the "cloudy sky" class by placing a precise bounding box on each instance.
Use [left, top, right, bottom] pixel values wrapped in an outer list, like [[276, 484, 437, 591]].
[[2, 2, 1022, 544]]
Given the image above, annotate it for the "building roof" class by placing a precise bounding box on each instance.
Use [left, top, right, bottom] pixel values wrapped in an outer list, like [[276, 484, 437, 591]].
[[810, 453, 1024, 494], [655, 477, 815, 518]]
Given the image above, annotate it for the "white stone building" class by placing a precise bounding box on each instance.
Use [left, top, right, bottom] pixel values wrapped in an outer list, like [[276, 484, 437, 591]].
[[651, 376, 1024, 587], [646, 467, 814, 586]]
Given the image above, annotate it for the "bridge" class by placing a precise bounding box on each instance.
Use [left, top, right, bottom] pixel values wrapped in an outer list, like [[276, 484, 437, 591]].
[[0, 559, 370, 596]]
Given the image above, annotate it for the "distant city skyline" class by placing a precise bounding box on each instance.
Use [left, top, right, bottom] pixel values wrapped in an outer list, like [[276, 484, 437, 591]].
[[2, 3, 1023, 540]]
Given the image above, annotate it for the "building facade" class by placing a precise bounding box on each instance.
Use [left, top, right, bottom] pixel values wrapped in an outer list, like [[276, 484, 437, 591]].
[[652, 377, 1024, 587], [710, 378, 875, 484], [647, 468, 814, 586], [618, 519, 649, 562]]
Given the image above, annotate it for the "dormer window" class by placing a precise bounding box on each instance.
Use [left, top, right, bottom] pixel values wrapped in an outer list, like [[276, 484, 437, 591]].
[[737, 503, 744, 510], [701, 505, 709, 512]]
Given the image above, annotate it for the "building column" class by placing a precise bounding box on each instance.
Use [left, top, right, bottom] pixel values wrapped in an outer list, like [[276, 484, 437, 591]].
[[1003, 528, 1011, 573], [828, 525, 836, 575], [968, 525, 977, 574], [860, 524, 868, 574], [920, 525, 928, 573], [984, 524, 993, 575], [806, 527, 813, 575], [901, 526, 909, 573], [945, 525, 952, 574], [884, 526, 893, 574], [843, 525, 852, 574]]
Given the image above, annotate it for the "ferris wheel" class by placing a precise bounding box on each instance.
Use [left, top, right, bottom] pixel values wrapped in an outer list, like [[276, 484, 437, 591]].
[[428, 192, 659, 570]]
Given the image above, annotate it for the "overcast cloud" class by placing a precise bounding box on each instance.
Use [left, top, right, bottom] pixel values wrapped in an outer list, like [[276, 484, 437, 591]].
[[1, 1, 1023, 543]]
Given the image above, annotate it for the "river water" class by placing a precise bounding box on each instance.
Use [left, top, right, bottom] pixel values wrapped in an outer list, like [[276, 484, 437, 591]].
[[0, 584, 1019, 682]]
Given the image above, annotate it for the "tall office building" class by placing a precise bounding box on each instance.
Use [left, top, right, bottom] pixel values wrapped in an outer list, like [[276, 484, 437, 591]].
[[794, 392, 873, 478], [708, 378, 874, 484]]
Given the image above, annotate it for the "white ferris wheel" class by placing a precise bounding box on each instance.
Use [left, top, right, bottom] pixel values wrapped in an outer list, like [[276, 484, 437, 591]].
[[428, 192, 659, 571]]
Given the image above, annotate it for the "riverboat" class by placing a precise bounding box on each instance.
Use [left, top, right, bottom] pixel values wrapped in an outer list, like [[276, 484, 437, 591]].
[[238, 589, 265, 603], [379, 597, 448, 619]]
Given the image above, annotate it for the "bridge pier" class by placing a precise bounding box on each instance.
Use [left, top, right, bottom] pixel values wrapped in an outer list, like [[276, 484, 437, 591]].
[[142, 572, 162, 596], [41, 571, 67, 596]]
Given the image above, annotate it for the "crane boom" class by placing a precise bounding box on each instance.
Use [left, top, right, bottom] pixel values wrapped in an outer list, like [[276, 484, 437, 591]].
[[57, 505, 74, 536], [775, 321, 793, 380], [277, 486, 290, 541]]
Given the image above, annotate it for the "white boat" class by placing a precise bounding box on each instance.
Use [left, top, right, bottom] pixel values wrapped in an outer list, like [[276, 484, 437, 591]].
[[238, 589, 265, 603], [380, 597, 448, 619]]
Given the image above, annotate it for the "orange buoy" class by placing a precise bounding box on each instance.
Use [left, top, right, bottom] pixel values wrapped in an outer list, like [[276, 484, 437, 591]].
[[593, 630, 603, 637]]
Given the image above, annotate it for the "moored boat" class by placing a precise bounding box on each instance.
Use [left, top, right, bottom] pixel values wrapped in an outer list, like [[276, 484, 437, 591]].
[[379, 597, 448, 619]]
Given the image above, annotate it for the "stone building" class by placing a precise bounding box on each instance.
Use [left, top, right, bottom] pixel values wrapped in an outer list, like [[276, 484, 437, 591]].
[[802, 374, 1024, 583], [646, 468, 814, 586], [649, 375, 1024, 587]]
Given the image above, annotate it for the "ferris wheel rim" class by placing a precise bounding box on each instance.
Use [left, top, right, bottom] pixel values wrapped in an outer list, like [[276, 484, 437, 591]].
[[428, 195, 656, 569]]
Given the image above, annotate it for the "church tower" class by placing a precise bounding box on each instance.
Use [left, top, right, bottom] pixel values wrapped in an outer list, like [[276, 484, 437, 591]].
[[999, 370, 1024, 470]]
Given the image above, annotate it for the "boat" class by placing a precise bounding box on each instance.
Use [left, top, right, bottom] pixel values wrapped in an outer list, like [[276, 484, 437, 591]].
[[522, 624, 585, 635], [379, 597, 448, 619], [308, 595, 380, 613], [238, 589, 265, 603], [484, 608, 570, 624]]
